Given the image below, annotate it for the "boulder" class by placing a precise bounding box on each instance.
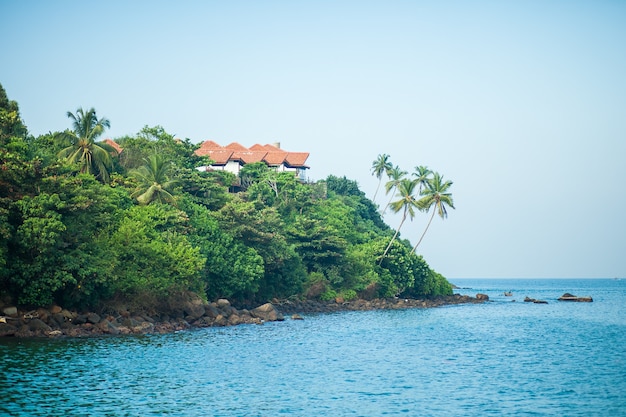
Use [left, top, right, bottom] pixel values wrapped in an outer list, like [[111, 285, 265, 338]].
[[86, 312, 101, 324], [558, 293, 593, 302], [475, 293, 489, 301], [181, 293, 207, 320], [0, 322, 17, 337], [251, 303, 284, 322], [2, 306, 18, 317], [50, 305, 63, 314], [216, 299, 231, 308], [28, 318, 51, 332], [291, 314, 304, 320]]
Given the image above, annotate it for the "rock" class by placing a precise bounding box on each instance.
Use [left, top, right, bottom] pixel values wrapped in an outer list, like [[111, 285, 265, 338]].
[[181, 293, 207, 320], [47, 330, 63, 337], [2, 306, 18, 317], [558, 293, 593, 302], [213, 314, 228, 326], [216, 299, 231, 308], [50, 305, 63, 314], [86, 312, 101, 324], [504, 292, 513, 296], [524, 297, 547, 304], [251, 303, 284, 322], [62, 309, 76, 320], [475, 293, 489, 301], [28, 318, 51, 332], [0, 322, 17, 337], [291, 314, 304, 320]]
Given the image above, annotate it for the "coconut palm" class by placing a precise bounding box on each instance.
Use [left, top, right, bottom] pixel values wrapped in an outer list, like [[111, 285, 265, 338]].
[[379, 178, 420, 265], [381, 165, 407, 216], [371, 154, 392, 202], [412, 165, 432, 194], [130, 154, 179, 205], [411, 172, 454, 253], [57, 107, 113, 182]]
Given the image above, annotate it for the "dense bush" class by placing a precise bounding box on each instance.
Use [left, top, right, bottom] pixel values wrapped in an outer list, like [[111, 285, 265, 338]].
[[0, 84, 452, 310]]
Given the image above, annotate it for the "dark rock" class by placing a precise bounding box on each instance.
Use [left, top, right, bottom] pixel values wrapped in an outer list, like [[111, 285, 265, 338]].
[[86, 312, 101, 324], [0, 322, 17, 337], [533, 300, 548, 304], [28, 318, 51, 332], [558, 293, 593, 302], [524, 297, 535, 302], [73, 314, 87, 325], [475, 293, 489, 301]]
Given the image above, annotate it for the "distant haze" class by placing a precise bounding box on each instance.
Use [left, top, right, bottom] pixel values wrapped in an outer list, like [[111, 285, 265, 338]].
[[2, 1, 625, 278]]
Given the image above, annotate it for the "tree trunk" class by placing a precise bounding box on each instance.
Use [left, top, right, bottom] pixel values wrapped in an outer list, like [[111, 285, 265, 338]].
[[411, 207, 436, 254], [379, 211, 406, 265]]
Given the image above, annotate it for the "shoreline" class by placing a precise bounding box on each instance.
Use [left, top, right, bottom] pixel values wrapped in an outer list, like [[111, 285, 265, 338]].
[[0, 294, 484, 339]]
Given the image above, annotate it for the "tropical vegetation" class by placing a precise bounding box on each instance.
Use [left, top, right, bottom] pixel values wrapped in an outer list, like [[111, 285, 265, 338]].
[[0, 83, 454, 312]]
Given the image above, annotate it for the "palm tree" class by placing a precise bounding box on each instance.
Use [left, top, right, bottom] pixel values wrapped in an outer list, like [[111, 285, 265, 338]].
[[379, 178, 420, 265], [130, 154, 179, 205], [412, 165, 432, 194], [371, 154, 392, 202], [411, 172, 454, 254], [57, 107, 113, 182], [381, 165, 407, 216]]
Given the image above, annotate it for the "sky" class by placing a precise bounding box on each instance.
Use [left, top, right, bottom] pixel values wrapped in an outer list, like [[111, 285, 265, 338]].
[[2, 0, 625, 279]]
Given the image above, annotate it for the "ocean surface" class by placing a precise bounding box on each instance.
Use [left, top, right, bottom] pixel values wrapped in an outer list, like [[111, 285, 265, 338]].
[[1, 278, 625, 416]]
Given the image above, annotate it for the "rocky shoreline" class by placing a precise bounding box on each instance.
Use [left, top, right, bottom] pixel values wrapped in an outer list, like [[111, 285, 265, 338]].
[[0, 293, 484, 339]]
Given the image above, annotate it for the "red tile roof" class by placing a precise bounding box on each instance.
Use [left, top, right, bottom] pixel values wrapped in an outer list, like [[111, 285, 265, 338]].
[[224, 142, 248, 151], [233, 151, 268, 164], [264, 151, 288, 165], [194, 141, 309, 168], [102, 139, 123, 154], [285, 152, 310, 168]]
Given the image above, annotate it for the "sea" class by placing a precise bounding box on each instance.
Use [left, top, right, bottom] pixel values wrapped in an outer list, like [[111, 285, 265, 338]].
[[1, 278, 625, 416]]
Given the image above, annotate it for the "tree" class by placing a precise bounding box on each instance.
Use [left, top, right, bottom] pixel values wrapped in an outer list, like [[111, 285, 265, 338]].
[[379, 178, 420, 264], [370, 154, 392, 202], [411, 172, 454, 253], [129, 154, 179, 205], [412, 165, 432, 194], [0, 83, 28, 146], [56, 107, 113, 182], [382, 165, 407, 216]]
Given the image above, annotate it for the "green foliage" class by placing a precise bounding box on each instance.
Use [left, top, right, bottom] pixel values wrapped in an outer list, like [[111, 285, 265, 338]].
[[56, 107, 113, 183], [0, 90, 454, 309], [129, 154, 179, 205], [106, 204, 205, 299]]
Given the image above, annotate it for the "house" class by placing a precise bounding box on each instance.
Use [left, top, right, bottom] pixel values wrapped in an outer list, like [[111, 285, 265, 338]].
[[194, 141, 310, 181]]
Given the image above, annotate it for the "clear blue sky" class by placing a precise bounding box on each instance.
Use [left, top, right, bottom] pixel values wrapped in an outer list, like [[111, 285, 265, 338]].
[[2, 0, 625, 279]]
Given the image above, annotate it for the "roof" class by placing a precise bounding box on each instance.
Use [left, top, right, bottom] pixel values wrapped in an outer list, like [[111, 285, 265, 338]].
[[284, 152, 310, 168], [194, 141, 309, 168], [102, 139, 123, 154]]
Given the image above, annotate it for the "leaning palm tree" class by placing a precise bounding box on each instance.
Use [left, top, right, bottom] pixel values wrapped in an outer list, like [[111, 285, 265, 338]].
[[371, 154, 393, 202], [379, 178, 420, 265], [412, 165, 432, 194], [57, 107, 112, 182], [130, 154, 179, 205], [381, 165, 407, 216], [411, 172, 454, 254]]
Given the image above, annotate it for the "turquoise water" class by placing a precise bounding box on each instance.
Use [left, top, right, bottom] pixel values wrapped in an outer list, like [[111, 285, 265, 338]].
[[1, 279, 625, 416]]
